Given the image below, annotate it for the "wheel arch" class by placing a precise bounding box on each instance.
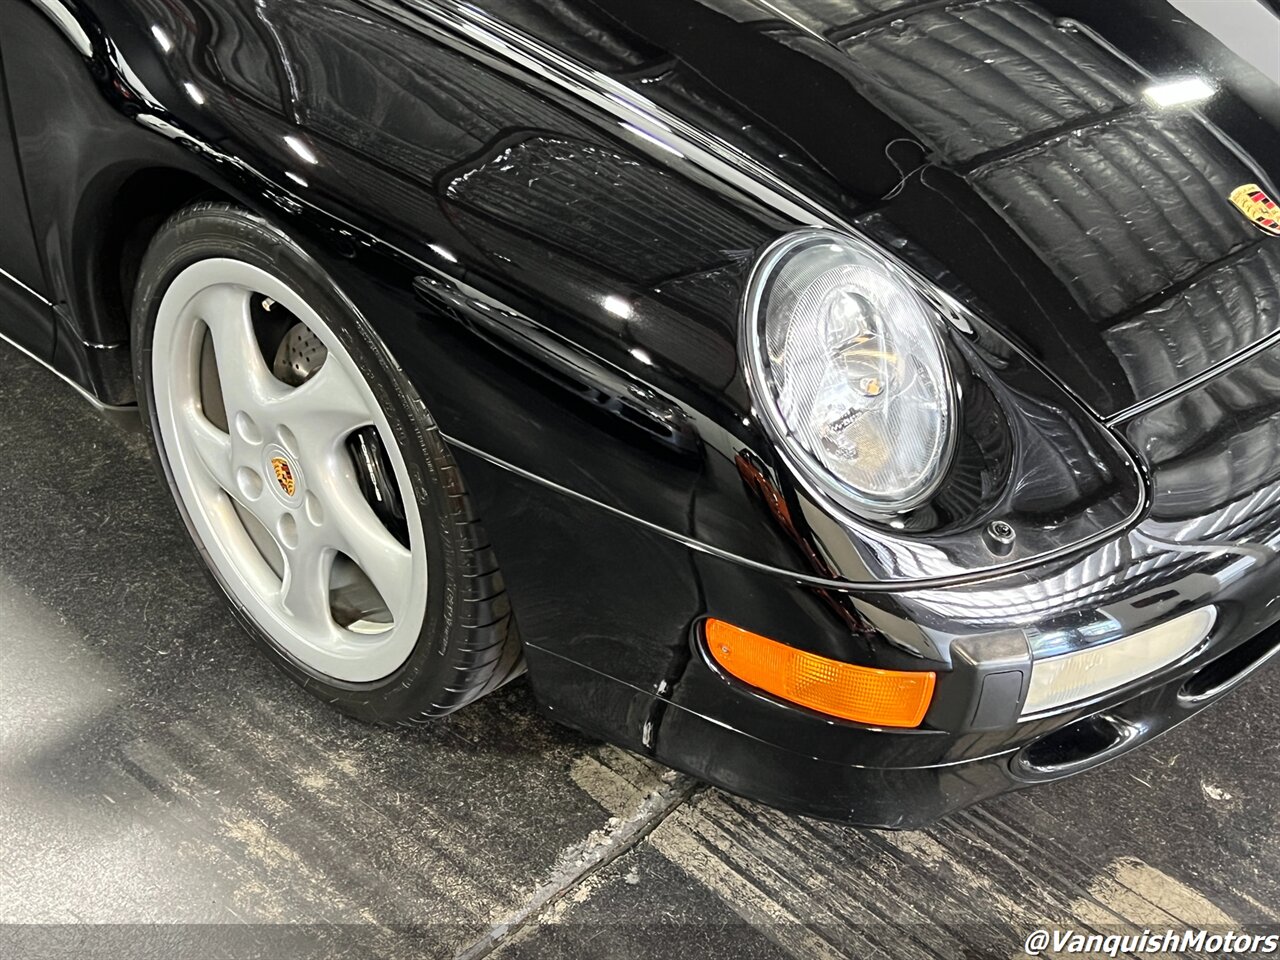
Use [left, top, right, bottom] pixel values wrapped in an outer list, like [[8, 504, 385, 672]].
[[76, 164, 231, 349], [55, 162, 234, 406]]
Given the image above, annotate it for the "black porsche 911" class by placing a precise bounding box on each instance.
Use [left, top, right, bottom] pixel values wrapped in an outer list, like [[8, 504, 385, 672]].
[[2, 0, 1278, 827]]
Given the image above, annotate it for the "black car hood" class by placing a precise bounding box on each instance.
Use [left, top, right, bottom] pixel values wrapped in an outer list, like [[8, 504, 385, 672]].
[[487, 0, 1280, 419]]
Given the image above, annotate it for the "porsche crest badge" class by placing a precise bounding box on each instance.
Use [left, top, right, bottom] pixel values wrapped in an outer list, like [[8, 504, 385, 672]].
[[1230, 184, 1280, 236], [271, 457, 297, 497]]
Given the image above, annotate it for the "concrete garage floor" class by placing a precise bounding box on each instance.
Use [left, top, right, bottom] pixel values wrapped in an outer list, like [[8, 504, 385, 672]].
[[1, 342, 1279, 960]]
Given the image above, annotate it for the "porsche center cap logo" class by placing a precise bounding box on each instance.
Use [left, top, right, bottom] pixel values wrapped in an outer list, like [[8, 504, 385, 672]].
[[1230, 184, 1280, 236], [271, 457, 297, 497]]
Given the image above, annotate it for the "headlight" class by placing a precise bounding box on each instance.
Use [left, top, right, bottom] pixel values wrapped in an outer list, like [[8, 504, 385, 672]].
[[744, 230, 957, 514]]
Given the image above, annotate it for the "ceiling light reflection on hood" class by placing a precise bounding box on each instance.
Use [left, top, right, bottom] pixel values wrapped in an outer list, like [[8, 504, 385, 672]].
[[150, 24, 173, 53], [284, 135, 320, 166], [1143, 77, 1215, 109], [604, 295, 633, 319]]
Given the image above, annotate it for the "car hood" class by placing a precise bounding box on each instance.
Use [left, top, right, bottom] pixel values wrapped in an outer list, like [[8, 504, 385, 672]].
[[492, 0, 1280, 420]]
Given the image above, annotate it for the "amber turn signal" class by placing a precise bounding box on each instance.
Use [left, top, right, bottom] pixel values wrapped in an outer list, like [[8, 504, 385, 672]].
[[704, 620, 935, 728]]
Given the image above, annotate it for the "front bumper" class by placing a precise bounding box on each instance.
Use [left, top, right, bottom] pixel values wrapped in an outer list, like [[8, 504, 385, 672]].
[[531, 610, 1280, 827], [451, 342, 1280, 826]]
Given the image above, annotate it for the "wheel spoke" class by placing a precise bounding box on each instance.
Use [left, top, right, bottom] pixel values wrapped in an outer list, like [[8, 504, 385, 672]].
[[193, 285, 276, 415], [281, 540, 336, 636], [323, 475, 414, 616], [273, 361, 375, 456], [181, 407, 236, 494]]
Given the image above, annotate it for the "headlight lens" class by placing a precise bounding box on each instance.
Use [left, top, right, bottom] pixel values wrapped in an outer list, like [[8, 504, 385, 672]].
[[745, 230, 956, 513]]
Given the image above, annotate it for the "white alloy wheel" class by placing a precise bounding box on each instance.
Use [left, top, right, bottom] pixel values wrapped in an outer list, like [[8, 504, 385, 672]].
[[151, 258, 428, 682]]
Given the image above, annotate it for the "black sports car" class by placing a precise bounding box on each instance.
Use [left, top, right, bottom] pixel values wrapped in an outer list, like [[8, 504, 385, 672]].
[[3, 0, 1279, 827]]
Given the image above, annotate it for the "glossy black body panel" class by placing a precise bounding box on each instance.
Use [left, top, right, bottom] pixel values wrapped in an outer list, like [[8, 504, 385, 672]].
[[1, 0, 1277, 822], [0, 38, 51, 357]]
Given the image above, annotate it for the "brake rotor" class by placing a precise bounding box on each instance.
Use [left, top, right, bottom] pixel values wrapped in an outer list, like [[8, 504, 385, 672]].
[[272, 318, 327, 386]]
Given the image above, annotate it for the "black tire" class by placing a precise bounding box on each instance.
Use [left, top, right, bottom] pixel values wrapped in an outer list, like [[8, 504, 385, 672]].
[[131, 202, 523, 723]]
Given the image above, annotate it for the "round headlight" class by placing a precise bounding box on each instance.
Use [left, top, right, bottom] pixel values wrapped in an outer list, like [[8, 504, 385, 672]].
[[745, 230, 956, 514]]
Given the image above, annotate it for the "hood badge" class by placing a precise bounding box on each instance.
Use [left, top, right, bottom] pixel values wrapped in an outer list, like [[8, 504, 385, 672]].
[[1230, 184, 1280, 236], [271, 457, 297, 497]]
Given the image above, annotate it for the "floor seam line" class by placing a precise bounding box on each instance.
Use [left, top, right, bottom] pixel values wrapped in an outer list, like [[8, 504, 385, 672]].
[[453, 775, 700, 960]]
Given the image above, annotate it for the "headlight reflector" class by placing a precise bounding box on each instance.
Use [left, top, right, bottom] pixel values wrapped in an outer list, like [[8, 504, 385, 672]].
[[746, 231, 955, 513]]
